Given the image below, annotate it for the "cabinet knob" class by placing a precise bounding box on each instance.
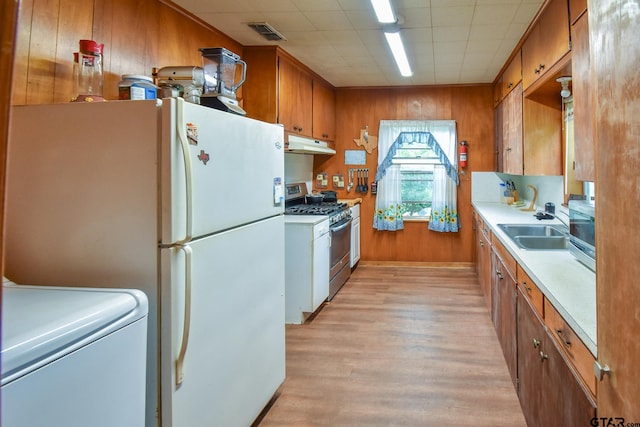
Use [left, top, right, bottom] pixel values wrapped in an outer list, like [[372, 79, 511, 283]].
[[539, 351, 549, 362], [506, 147, 512, 152], [532, 338, 541, 348], [480, 241, 485, 247], [496, 270, 503, 280], [556, 329, 571, 347]]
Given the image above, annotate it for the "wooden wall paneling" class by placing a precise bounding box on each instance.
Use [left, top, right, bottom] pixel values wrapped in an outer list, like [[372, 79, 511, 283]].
[[12, 0, 243, 104], [24, 0, 61, 104], [590, 0, 640, 419], [12, 0, 34, 105], [522, 98, 562, 175], [242, 47, 278, 123], [95, 0, 160, 100], [156, 2, 245, 100], [91, 0, 113, 93], [55, 0, 93, 103], [327, 85, 493, 264]]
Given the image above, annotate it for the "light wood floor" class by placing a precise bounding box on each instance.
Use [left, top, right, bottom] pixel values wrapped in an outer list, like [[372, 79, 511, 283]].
[[256, 265, 527, 427]]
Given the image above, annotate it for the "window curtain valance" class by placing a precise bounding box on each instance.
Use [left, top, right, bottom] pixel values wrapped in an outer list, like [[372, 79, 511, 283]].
[[373, 120, 460, 233], [375, 131, 459, 185]]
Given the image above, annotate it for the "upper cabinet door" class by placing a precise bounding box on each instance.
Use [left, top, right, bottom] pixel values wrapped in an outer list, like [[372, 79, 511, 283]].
[[572, 12, 595, 182], [278, 57, 313, 137], [522, 0, 570, 90], [502, 50, 522, 97], [312, 79, 336, 141]]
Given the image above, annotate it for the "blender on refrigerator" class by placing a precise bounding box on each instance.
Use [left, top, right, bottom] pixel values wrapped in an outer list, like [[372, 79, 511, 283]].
[[199, 47, 247, 115]]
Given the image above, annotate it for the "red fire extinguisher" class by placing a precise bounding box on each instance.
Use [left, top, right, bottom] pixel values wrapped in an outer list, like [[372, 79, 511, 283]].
[[459, 141, 468, 169]]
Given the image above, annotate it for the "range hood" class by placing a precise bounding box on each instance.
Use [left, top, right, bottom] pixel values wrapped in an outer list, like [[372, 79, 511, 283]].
[[286, 134, 336, 155]]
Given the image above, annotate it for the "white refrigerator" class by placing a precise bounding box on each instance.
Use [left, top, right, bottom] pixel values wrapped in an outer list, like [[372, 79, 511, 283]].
[[5, 98, 286, 427]]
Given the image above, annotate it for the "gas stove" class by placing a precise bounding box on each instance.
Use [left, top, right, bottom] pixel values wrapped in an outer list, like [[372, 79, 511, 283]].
[[284, 182, 351, 226]]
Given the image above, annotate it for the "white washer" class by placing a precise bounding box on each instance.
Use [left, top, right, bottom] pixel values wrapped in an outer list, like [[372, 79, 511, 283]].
[[1, 278, 149, 427]]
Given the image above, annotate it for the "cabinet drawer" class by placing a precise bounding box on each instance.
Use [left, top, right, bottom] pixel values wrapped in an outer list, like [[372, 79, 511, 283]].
[[544, 299, 596, 397], [492, 235, 516, 279], [517, 265, 544, 318]]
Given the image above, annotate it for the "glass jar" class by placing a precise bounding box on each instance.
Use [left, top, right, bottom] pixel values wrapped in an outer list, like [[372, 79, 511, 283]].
[[74, 39, 104, 102]]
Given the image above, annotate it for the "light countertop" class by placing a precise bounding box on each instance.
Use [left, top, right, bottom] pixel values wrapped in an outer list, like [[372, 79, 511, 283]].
[[284, 215, 329, 225], [338, 198, 362, 207], [473, 202, 597, 356]]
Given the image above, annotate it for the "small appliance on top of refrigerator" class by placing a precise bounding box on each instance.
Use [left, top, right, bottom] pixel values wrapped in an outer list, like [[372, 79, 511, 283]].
[[5, 98, 286, 427]]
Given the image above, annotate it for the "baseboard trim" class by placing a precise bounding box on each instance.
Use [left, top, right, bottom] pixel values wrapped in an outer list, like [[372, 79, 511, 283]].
[[358, 261, 475, 269]]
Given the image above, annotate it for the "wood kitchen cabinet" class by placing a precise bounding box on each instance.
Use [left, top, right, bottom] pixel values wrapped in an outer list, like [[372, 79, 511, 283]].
[[474, 212, 492, 311], [500, 83, 524, 175], [521, 0, 571, 90], [312, 79, 336, 141], [522, 97, 563, 175], [495, 79, 563, 176], [501, 50, 522, 99], [545, 298, 597, 397], [570, 0, 587, 23], [242, 46, 336, 141], [571, 12, 595, 182], [516, 264, 544, 318], [278, 57, 313, 137], [491, 238, 518, 387], [517, 288, 596, 426]]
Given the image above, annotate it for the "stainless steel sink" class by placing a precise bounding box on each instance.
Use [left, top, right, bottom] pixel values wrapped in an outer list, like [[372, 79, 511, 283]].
[[497, 224, 569, 250]]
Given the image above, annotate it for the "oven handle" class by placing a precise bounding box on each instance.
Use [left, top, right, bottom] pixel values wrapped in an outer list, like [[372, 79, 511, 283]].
[[330, 218, 352, 232]]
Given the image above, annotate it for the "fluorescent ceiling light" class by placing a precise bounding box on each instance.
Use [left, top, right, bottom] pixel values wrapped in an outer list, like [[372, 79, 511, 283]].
[[371, 0, 396, 23], [384, 31, 412, 77]]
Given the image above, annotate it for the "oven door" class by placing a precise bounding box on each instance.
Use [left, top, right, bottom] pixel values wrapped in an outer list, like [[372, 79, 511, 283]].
[[329, 218, 351, 278]]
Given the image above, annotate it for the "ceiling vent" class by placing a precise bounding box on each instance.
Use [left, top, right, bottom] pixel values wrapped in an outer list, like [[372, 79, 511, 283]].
[[247, 22, 287, 42]]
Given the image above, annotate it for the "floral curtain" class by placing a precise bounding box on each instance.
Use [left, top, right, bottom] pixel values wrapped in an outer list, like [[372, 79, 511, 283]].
[[373, 120, 460, 232]]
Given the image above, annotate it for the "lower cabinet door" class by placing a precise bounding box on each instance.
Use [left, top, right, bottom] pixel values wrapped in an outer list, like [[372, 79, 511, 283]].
[[492, 251, 518, 387], [517, 287, 597, 426], [543, 330, 597, 426], [517, 288, 547, 426]]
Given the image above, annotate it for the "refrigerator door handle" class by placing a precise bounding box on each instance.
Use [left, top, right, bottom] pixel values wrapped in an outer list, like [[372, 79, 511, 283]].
[[176, 97, 193, 244], [175, 243, 192, 386]]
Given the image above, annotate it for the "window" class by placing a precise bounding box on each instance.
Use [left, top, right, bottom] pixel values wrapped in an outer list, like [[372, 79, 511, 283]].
[[392, 143, 440, 219]]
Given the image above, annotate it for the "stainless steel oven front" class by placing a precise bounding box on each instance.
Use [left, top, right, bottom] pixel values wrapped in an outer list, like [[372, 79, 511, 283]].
[[328, 217, 351, 301]]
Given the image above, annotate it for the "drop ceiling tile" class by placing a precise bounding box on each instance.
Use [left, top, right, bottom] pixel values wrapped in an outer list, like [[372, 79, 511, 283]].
[[432, 26, 471, 42], [169, 0, 546, 86], [473, 4, 520, 25], [344, 10, 380, 30], [431, 6, 475, 27], [337, 0, 372, 11], [403, 27, 433, 44], [468, 24, 510, 41], [433, 41, 467, 62], [262, 11, 315, 31], [303, 11, 353, 31], [399, 8, 431, 29], [246, 0, 297, 12], [430, 0, 475, 6], [514, 3, 543, 24], [290, 0, 342, 11]]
